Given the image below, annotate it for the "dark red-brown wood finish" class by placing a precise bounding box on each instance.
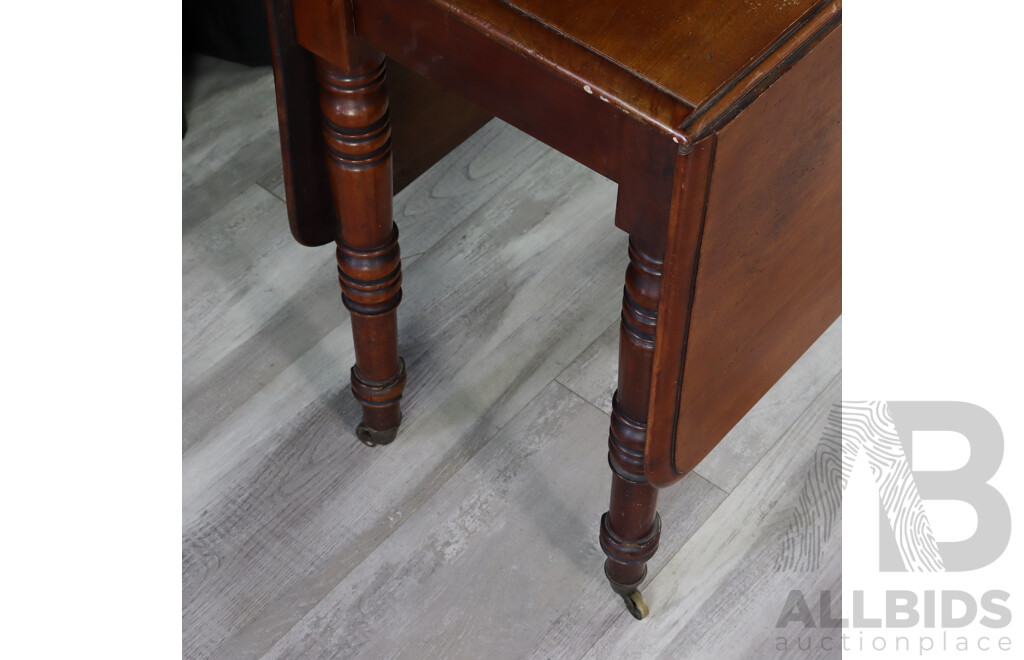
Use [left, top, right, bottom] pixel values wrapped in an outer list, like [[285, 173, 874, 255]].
[[266, 0, 491, 246], [650, 24, 842, 486], [267, 0, 842, 619]]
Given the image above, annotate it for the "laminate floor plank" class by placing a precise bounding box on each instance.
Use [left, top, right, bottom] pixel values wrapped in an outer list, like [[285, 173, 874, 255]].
[[184, 55, 269, 114], [555, 320, 620, 416], [183, 184, 304, 371], [262, 382, 727, 659], [184, 140, 628, 659], [583, 376, 842, 660], [182, 62, 280, 234]]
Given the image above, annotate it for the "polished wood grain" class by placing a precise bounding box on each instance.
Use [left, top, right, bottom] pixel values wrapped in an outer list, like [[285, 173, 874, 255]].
[[600, 237, 664, 597], [275, 0, 840, 239], [507, 0, 829, 107], [385, 59, 492, 193], [316, 52, 407, 442], [354, 0, 685, 205], [266, 0, 491, 246], [647, 24, 842, 487], [358, 0, 693, 142], [266, 0, 335, 246]]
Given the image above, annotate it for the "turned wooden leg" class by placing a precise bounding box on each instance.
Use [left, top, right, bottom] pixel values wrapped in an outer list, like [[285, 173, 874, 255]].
[[599, 237, 663, 619], [317, 53, 406, 446]]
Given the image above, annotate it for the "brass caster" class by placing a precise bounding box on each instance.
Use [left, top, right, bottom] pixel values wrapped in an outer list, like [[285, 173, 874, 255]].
[[356, 423, 399, 447], [622, 591, 649, 620]]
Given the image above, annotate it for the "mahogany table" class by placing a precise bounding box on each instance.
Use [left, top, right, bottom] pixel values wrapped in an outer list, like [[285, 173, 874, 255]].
[[265, 0, 841, 619]]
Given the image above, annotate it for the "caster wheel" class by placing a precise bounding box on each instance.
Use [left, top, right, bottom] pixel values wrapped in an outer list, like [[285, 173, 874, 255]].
[[623, 591, 649, 620], [356, 423, 399, 447]]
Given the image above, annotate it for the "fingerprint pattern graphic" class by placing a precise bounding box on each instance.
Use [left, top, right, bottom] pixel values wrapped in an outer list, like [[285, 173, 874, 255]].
[[776, 402, 843, 572], [777, 401, 945, 572]]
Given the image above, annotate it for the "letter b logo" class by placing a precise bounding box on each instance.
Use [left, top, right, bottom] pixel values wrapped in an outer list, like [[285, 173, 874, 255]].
[[883, 402, 1010, 571]]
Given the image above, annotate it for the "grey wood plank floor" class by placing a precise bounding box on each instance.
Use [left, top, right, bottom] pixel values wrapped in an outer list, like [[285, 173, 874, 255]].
[[183, 56, 841, 660]]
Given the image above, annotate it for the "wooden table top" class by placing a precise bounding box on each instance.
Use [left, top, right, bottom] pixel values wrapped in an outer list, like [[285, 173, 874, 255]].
[[362, 0, 840, 142], [505, 0, 829, 108]]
